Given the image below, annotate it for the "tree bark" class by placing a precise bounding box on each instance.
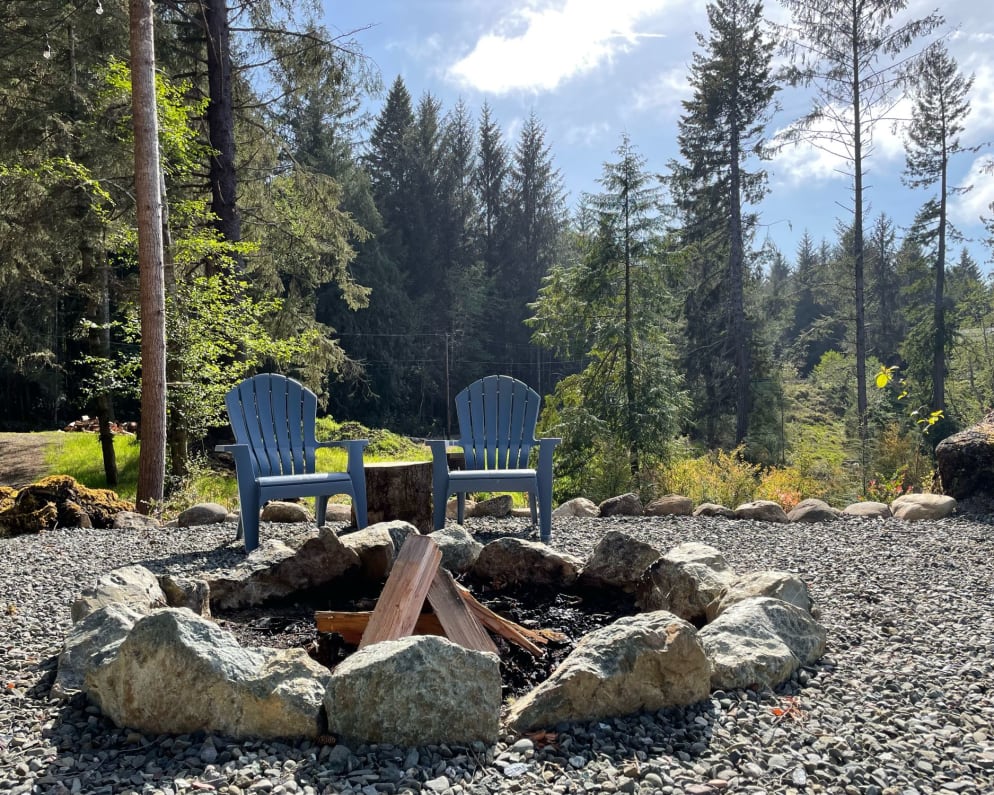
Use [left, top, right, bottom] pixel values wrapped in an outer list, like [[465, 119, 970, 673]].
[[204, 0, 242, 271], [129, 0, 167, 514]]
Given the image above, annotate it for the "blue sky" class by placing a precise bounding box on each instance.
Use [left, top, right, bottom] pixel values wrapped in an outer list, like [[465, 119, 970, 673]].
[[321, 0, 994, 270]]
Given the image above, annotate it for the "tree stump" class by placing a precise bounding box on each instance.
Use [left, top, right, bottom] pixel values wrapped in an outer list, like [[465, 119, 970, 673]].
[[356, 461, 433, 532]]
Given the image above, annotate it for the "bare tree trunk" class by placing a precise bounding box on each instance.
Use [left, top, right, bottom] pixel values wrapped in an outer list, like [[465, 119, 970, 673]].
[[728, 118, 749, 445], [933, 162, 948, 412], [130, 0, 167, 514], [94, 253, 118, 486], [852, 41, 868, 491], [204, 0, 242, 272]]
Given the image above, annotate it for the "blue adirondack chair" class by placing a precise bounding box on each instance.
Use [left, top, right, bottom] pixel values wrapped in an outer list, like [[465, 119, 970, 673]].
[[216, 374, 369, 552], [429, 375, 560, 542]]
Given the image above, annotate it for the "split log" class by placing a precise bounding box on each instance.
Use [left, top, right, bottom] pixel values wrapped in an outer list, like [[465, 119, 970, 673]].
[[316, 581, 565, 657], [359, 534, 441, 648], [452, 583, 564, 657], [426, 567, 497, 654]]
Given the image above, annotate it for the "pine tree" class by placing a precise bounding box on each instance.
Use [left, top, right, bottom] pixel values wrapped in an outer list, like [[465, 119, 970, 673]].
[[778, 0, 943, 472], [474, 103, 508, 273], [502, 113, 567, 391], [903, 42, 976, 415], [671, 0, 777, 445], [864, 213, 904, 360], [529, 136, 685, 490]]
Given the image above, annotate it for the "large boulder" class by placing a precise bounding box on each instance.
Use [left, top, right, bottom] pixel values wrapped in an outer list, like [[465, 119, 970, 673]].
[[177, 502, 229, 527], [734, 500, 789, 523], [54, 603, 143, 699], [339, 521, 417, 582], [842, 501, 891, 518], [698, 597, 826, 691], [578, 530, 660, 593], [693, 502, 736, 519], [553, 497, 599, 518], [504, 611, 710, 732], [644, 495, 693, 516], [787, 498, 840, 523], [598, 493, 643, 517], [325, 635, 500, 746], [468, 494, 513, 518], [86, 609, 328, 739], [260, 501, 311, 524], [635, 542, 735, 623], [471, 537, 582, 589], [207, 526, 360, 610], [935, 415, 994, 500], [890, 493, 956, 520], [706, 570, 814, 622], [71, 565, 168, 624]]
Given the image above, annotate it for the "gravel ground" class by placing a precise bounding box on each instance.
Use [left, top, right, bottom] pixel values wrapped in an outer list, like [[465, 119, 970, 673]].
[[1, 514, 993, 795]]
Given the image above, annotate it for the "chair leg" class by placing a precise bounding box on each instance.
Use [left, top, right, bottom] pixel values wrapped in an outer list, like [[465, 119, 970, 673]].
[[457, 493, 466, 525], [529, 492, 538, 526], [537, 479, 553, 544], [236, 478, 261, 551], [315, 496, 328, 528], [350, 478, 368, 530], [242, 505, 261, 553], [432, 488, 447, 531]]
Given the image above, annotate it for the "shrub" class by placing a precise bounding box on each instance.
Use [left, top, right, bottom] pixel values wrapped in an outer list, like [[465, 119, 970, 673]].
[[755, 466, 824, 511], [316, 417, 429, 461], [656, 447, 759, 508]]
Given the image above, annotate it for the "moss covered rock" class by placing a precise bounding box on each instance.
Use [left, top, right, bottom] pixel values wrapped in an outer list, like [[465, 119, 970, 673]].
[[0, 476, 132, 537]]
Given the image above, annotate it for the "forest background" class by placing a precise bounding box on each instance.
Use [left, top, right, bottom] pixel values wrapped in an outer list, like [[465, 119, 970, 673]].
[[1, 0, 992, 510]]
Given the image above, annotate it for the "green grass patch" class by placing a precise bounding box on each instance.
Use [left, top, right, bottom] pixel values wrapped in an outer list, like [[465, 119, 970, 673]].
[[46, 433, 141, 501]]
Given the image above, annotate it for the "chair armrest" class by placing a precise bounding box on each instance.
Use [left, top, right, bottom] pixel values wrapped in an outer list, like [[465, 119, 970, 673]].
[[426, 439, 452, 459], [536, 437, 561, 469]]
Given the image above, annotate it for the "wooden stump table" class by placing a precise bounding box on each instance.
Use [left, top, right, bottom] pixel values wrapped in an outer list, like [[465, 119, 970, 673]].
[[356, 460, 433, 532]]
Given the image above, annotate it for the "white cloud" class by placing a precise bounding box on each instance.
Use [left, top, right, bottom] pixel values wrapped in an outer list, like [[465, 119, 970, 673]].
[[770, 94, 915, 189], [446, 0, 673, 94], [950, 155, 994, 226], [631, 66, 691, 115], [563, 121, 611, 147]]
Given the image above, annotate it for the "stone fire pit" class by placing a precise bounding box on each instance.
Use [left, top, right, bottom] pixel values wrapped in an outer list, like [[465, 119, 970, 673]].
[[55, 523, 826, 747]]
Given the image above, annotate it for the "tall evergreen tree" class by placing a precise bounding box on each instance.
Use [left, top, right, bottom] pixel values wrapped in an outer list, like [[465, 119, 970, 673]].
[[788, 232, 846, 374], [902, 42, 976, 415], [475, 104, 508, 273], [946, 249, 993, 418], [529, 137, 685, 495], [864, 213, 903, 360], [502, 113, 567, 392], [671, 0, 777, 445], [778, 0, 943, 471]]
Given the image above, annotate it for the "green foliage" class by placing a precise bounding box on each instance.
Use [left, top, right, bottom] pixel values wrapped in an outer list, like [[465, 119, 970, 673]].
[[656, 447, 760, 508], [315, 417, 430, 461], [530, 137, 686, 490], [45, 434, 140, 501], [755, 466, 824, 510], [79, 272, 320, 445], [162, 455, 239, 517]]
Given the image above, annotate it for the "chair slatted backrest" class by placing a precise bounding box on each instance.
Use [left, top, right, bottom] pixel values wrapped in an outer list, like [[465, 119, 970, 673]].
[[225, 374, 318, 476], [455, 375, 540, 470]]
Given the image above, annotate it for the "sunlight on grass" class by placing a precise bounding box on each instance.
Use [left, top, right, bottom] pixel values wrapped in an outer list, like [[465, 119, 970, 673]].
[[45, 432, 141, 501]]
